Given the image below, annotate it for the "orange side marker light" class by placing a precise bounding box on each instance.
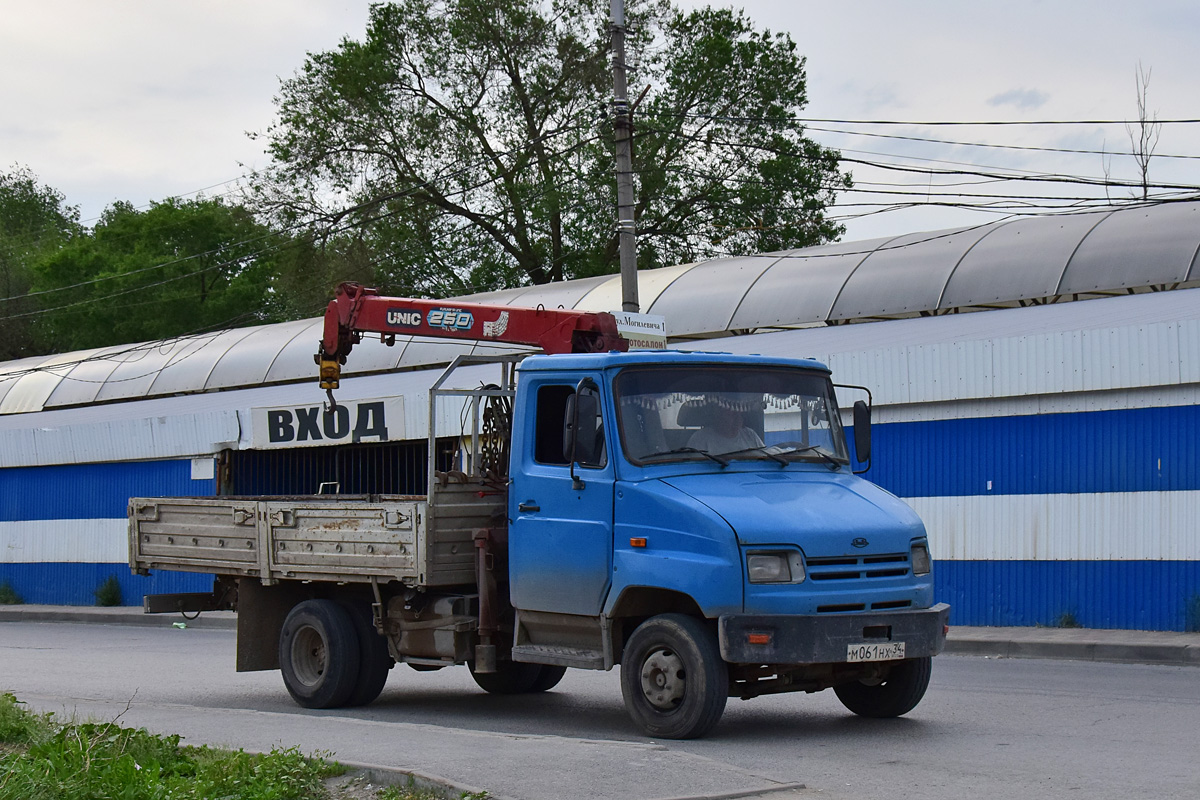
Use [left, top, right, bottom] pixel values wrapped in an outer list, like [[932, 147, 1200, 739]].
[[747, 633, 772, 645], [630, 537, 647, 548]]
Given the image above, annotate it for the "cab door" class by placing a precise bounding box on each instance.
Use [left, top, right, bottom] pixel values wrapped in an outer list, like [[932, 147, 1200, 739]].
[[508, 378, 614, 615]]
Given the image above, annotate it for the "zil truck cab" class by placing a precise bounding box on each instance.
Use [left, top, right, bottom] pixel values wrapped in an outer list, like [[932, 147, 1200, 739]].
[[506, 350, 949, 738]]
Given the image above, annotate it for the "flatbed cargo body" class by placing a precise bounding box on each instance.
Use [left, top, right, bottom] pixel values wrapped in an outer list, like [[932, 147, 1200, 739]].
[[130, 484, 504, 587]]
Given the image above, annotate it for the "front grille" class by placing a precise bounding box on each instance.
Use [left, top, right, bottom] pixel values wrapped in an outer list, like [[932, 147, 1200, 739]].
[[807, 553, 910, 581], [815, 599, 913, 614], [817, 603, 865, 613]]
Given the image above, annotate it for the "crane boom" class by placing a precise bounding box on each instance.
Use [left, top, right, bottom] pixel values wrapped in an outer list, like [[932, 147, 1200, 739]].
[[317, 282, 627, 391]]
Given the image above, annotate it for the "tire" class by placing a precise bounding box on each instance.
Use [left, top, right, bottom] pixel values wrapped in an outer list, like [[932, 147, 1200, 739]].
[[338, 601, 392, 707], [468, 659, 546, 694], [834, 656, 932, 718], [278, 599, 361, 709], [529, 664, 567, 693], [620, 614, 728, 739]]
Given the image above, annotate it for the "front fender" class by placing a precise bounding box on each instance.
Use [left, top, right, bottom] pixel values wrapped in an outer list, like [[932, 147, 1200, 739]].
[[606, 480, 743, 617]]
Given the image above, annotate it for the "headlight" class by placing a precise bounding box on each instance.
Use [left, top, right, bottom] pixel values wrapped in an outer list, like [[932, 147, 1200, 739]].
[[747, 551, 806, 584], [910, 541, 931, 576]]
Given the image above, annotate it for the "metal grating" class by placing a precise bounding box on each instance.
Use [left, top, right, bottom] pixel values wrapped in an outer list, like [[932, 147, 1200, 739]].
[[224, 438, 457, 496]]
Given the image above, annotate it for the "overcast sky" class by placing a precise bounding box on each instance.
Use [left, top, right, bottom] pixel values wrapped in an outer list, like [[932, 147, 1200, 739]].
[[4, 0, 1198, 243]]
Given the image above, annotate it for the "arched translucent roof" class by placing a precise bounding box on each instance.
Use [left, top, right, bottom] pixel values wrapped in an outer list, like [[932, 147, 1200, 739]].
[[2, 200, 1198, 414]]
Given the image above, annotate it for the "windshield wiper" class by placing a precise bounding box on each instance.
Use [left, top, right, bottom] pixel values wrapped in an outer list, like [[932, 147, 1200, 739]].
[[717, 445, 789, 466], [771, 442, 843, 471], [640, 446, 729, 467]]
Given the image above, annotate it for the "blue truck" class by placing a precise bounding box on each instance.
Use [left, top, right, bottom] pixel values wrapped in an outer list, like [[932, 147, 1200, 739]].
[[130, 290, 948, 739]]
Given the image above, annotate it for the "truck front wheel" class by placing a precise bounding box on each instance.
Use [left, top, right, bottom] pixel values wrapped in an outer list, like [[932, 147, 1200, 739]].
[[834, 656, 932, 718], [620, 614, 728, 739], [279, 600, 361, 709]]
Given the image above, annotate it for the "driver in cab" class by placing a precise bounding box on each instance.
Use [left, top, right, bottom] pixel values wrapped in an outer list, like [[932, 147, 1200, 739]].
[[687, 400, 764, 455]]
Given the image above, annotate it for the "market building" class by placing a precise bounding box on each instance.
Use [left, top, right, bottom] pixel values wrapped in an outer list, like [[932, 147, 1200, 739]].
[[2, 201, 1197, 629]]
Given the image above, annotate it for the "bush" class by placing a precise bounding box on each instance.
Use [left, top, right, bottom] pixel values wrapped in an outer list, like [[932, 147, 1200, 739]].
[[0, 581, 23, 605], [93, 575, 122, 607], [1056, 610, 1081, 629], [1186, 595, 1200, 634]]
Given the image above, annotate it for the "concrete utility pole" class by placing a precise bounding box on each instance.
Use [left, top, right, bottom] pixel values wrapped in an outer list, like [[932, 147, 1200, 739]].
[[610, 0, 639, 313]]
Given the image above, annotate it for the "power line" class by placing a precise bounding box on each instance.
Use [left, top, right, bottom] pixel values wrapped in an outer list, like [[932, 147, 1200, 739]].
[[807, 125, 1200, 161], [665, 112, 1200, 127], [0, 125, 606, 323]]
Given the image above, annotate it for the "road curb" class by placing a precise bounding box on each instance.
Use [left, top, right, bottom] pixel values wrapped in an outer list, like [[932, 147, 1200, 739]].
[[332, 759, 503, 799], [647, 782, 807, 800], [0, 606, 236, 629], [944, 636, 1200, 667]]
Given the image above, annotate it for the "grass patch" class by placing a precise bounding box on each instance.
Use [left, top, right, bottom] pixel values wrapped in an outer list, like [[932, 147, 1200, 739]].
[[376, 785, 488, 800], [0, 693, 56, 750], [0, 581, 23, 605], [0, 692, 341, 800], [93, 575, 123, 607], [0, 692, 480, 800]]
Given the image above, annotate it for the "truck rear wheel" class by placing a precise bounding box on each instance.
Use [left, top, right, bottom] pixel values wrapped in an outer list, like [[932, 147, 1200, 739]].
[[338, 601, 393, 707], [279, 599, 360, 709], [530, 665, 567, 692], [834, 656, 932, 718], [620, 614, 728, 739], [468, 660, 563, 694]]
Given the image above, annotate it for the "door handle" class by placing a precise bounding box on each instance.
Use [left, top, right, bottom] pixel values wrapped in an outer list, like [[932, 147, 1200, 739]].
[[518, 502, 541, 513]]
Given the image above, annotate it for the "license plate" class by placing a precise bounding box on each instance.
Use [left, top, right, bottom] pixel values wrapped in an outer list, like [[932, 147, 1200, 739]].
[[847, 641, 906, 662]]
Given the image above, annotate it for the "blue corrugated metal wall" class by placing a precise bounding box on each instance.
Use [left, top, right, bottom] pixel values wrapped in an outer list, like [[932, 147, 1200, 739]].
[[0, 459, 214, 605], [854, 404, 1200, 496], [0, 563, 213, 606], [851, 404, 1200, 631], [936, 561, 1200, 630], [0, 460, 208, 520]]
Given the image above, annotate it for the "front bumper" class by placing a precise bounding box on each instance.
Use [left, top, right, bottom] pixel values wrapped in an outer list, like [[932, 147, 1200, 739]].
[[719, 603, 950, 664]]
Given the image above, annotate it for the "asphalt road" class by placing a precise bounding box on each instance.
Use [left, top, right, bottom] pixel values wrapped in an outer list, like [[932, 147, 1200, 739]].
[[3, 620, 1198, 800]]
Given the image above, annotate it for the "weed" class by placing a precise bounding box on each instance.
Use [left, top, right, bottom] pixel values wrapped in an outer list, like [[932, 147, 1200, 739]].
[[1056, 610, 1081, 628], [1185, 594, 1200, 633], [0, 693, 55, 747], [376, 784, 488, 800], [0, 692, 341, 800], [0, 581, 23, 605], [93, 575, 123, 607]]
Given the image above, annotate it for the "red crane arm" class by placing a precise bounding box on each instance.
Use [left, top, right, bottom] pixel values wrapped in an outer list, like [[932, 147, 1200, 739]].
[[317, 282, 627, 390]]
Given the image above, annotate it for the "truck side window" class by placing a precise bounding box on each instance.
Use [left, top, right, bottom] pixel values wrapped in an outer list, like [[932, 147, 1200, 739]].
[[534, 384, 606, 468], [534, 385, 574, 465]]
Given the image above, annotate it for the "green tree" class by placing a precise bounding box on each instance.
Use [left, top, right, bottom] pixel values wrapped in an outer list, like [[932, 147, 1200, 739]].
[[30, 198, 283, 351], [0, 166, 80, 360], [265, 230, 381, 321], [251, 0, 848, 298]]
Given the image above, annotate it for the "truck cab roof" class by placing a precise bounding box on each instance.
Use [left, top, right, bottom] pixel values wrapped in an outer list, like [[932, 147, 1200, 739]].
[[516, 349, 832, 374]]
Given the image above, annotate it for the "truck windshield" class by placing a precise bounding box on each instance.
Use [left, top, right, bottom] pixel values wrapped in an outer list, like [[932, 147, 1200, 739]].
[[613, 366, 849, 466]]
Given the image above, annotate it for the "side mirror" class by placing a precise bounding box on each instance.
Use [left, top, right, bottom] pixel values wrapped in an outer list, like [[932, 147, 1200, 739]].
[[563, 392, 601, 465], [563, 378, 602, 488], [852, 399, 872, 470]]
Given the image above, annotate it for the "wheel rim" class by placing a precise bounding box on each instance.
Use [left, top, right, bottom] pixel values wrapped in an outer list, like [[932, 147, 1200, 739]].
[[640, 647, 686, 709], [291, 625, 327, 687]]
